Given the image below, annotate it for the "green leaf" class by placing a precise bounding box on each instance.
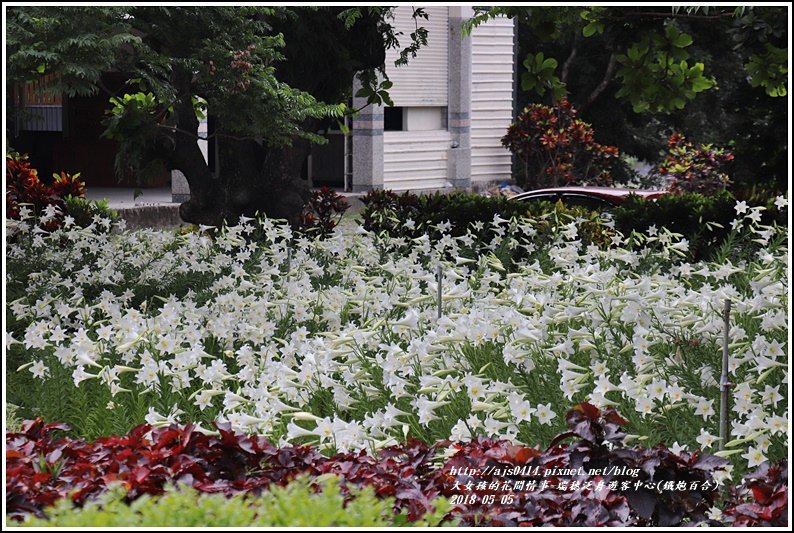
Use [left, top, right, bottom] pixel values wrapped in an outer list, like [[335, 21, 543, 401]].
[[691, 76, 714, 92], [626, 46, 641, 62], [672, 33, 693, 48], [582, 21, 603, 37], [521, 73, 539, 93]]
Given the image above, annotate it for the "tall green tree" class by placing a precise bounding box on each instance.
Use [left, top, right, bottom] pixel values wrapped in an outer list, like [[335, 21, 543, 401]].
[[471, 6, 788, 192], [7, 6, 420, 226]]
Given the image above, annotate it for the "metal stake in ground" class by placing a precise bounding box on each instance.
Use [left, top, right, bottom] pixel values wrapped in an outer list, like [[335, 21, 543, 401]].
[[437, 263, 443, 320], [719, 299, 732, 451]]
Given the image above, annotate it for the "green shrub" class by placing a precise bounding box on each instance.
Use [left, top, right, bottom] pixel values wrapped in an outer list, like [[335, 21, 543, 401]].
[[62, 195, 120, 230], [20, 475, 453, 527], [657, 132, 734, 194], [361, 189, 608, 239], [362, 191, 614, 272], [501, 99, 631, 189], [733, 181, 785, 205], [361, 188, 786, 263], [6, 404, 23, 433], [360, 189, 615, 273], [423, 192, 545, 236], [612, 190, 785, 260]]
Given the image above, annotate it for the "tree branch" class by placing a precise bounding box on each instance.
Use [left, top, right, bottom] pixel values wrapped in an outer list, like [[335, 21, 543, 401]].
[[581, 52, 617, 112], [155, 123, 265, 143], [561, 35, 579, 84]]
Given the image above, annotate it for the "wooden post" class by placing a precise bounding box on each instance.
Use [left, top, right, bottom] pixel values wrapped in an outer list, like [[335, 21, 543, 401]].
[[718, 299, 731, 451], [436, 263, 443, 320]]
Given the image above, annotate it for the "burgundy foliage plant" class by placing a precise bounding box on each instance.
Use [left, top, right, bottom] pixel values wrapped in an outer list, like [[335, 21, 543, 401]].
[[7, 404, 781, 527], [298, 186, 350, 239], [658, 132, 734, 195], [6, 153, 86, 229], [723, 461, 788, 527], [501, 99, 620, 190]]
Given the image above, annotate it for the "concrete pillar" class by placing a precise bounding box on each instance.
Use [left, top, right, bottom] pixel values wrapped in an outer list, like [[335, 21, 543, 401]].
[[171, 170, 190, 203], [350, 77, 384, 193], [447, 6, 473, 190]]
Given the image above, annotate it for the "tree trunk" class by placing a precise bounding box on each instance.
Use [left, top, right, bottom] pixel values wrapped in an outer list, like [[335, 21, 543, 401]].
[[166, 7, 387, 227], [176, 135, 311, 228], [580, 52, 618, 113], [166, 67, 311, 227]]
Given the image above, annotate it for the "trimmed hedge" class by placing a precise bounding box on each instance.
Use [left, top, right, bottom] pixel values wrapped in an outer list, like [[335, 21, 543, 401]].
[[360, 189, 609, 241], [361, 189, 786, 261], [612, 191, 736, 260], [360, 189, 540, 238], [612, 190, 786, 260]]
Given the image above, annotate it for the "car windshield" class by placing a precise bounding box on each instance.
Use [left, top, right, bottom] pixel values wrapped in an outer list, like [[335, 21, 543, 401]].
[[516, 192, 614, 210], [559, 194, 613, 210]]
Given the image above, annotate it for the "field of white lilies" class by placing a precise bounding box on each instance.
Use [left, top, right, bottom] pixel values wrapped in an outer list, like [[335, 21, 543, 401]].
[[5, 202, 788, 477]]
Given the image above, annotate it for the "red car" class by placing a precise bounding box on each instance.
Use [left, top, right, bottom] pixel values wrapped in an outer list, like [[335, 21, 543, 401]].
[[511, 186, 668, 210]]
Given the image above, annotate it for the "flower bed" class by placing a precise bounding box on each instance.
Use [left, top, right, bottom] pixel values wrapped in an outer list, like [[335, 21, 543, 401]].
[[7, 405, 787, 526], [5, 196, 788, 524]]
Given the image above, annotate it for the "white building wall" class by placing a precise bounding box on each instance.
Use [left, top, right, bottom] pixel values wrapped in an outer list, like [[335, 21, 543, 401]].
[[384, 6, 449, 106], [470, 16, 515, 185], [383, 130, 452, 191], [354, 7, 514, 193], [383, 6, 451, 190]]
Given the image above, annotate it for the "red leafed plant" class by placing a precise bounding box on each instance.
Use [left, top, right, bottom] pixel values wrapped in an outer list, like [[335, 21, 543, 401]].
[[6, 404, 757, 526], [5, 418, 444, 522], [6, 419, 322, 519], [502, 99, 621, 190], [432, 403, 730, 527], [298, 186, 350, 239], [50, 170, 86, 199], [6, 152, 86, 227], [658, 132, 733, 195], [722, 461, 788, 526]]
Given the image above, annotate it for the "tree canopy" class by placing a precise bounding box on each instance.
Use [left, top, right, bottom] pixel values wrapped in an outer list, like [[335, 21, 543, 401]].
[[6, 6, 426, 225], [7, 5, 788, 221], [470, 6, 788, 193]]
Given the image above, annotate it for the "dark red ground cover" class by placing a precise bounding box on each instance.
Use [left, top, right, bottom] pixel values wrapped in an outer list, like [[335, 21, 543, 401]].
[[6, 403, 787, 527], [723, 460, 788, 526]]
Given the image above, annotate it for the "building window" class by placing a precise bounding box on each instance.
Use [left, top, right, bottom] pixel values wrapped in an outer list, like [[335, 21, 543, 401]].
[[384, 106, 447, 132], [384, 106, 404, 131]]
